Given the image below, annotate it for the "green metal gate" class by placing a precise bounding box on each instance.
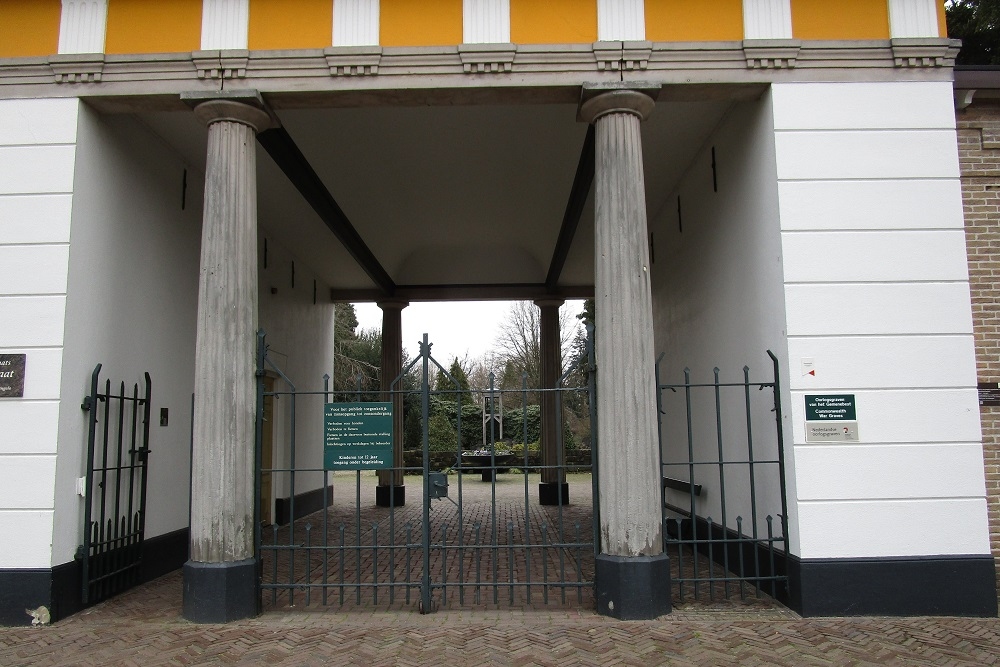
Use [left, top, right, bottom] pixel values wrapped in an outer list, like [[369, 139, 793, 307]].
[[254, 329, 597, 613]]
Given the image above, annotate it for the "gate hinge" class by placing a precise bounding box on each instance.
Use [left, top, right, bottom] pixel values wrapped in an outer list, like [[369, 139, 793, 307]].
[[81, 396, 92, 412]]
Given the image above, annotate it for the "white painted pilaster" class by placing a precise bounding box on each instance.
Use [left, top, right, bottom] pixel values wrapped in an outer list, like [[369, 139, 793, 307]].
[[743, 0, 793, 40], [201, 0, 249, 50], [333, 0, 380, 47], [0, 97, 80, 570], [463, 0, 510, 44], [597, 0, 645, 41], [58, 0, 108, 54], [888, 0, 941, 38]]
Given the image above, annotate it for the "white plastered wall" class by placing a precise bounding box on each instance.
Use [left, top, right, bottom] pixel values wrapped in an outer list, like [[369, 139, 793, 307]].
[[0, 98, 80, 570], [772, 80, 989, 560], [52, 105, 204, 567], [257, 232, 336, 517], [649, 92, 797, 552]]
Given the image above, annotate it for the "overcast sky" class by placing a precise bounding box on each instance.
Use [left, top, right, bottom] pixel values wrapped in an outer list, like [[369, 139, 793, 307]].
[[354, 300, 585, 365]]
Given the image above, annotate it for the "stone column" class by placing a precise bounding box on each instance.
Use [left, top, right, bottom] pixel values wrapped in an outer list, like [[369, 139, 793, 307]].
[[579, 87, 670, 619], [182, 94, 270, 623], [535, 298, 568, 505], [376, 299, 408, 507]]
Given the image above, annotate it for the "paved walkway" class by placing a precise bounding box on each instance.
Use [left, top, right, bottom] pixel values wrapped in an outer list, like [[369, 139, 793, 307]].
[[2, 570, 1000, 666]]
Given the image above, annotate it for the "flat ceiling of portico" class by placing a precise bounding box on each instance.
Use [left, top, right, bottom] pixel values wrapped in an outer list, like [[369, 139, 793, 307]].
[[138, 94, 736, 299]]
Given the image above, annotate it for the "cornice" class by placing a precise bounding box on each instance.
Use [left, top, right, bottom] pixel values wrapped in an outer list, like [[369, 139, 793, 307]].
[[0, 40, 959, 105]]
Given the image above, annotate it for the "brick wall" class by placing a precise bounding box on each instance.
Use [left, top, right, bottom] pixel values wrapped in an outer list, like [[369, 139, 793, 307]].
[[959, 100, 1000, 602]]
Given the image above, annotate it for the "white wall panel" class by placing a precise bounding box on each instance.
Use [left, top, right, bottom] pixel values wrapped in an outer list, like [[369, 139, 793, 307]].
[[775, 130, 960, 180], [797, 498, 989, 558], [597, 0, 644, 41], [0, 146, 77, 196], [771, 82, 955, 131], [785, 283, 973, 336], [0, 98, 80, 146], [742, 0, 792, 39], [0, 402, 60, 454], [0, 245, 70, 295], [0, 195, 74, 244], [58, 0, 108, 54], [777, 180, 964, 231], [888, 0, 941, 38], [463, 0, 509, 43], [0, 296, 68, 347], [794, 444, 986, 501], [0, 511, 54, 567], [201, 0, 249, 50], [333, 0, 379, 46], [787, 336, 978, 390], [781, 231, 969, 283], [789, 388, 982, 444], [0, 456, 57, 509]]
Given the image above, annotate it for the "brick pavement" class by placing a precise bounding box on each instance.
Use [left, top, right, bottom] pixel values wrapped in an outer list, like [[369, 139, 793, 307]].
[[5, 471, 999, 665], [3, 568, 1000, 666]]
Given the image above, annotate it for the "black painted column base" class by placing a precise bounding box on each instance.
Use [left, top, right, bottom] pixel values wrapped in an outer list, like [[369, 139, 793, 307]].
[[375, 484, 406, 507], [538, 482, 570, 505], [183, 559, 257, 623], [595, 553, 672, 620]]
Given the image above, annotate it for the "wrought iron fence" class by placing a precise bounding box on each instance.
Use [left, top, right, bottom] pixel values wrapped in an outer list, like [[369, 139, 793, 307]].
[[79, 365, 152, 605], [254, 330, 597, 613], [656, 351, 789, 604]]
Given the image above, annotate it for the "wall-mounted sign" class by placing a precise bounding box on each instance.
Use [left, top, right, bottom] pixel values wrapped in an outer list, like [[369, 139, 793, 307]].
[[0, 354, 26, 398], [805, 394, 856, 421], [805, 394, 859, 442], [324, 402, 393, 470], [978, 382, 1000, 407]]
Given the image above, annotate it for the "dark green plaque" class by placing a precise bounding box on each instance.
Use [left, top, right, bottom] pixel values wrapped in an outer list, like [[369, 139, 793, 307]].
[[805, 394, 856, 421], [324, 402, 393, 470]]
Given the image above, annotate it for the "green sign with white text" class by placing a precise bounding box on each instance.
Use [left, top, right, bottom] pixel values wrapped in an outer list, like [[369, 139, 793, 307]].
[[805, 394, 856, 421], [324, 402, 393, 470]]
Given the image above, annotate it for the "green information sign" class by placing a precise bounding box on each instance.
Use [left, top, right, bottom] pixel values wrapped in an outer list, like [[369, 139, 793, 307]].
[[324, 402, 393, 470], [805, 394, 857, 421]]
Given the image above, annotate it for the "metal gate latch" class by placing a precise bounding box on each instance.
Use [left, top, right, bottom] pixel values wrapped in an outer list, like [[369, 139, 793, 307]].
[[429, 472, 449, 500]]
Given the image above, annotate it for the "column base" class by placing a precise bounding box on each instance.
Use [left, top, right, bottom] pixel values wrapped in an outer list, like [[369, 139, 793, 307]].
[[182, 559, 257, 623], [595, 553, 672, 620], [375, 484, 405, 507], [538, 482, 569, 505]]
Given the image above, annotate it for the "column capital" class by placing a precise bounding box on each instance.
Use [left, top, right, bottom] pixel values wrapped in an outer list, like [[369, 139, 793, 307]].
[[377, 299, 410, 312], [182, 90, 271, 132], [534, 297, 565, 309], [579, 85, 658, 124]]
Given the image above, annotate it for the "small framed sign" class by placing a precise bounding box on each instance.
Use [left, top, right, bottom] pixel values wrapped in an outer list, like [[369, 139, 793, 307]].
[[323, 402, 393, 470], [0, 354, 26, 398], [804, 394, 859, 443]]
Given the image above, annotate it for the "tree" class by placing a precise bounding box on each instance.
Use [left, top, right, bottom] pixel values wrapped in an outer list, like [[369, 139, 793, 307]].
[[492, 301, 579, 392], [333, 303, 381, 396], [947, 0, 1000, 65]]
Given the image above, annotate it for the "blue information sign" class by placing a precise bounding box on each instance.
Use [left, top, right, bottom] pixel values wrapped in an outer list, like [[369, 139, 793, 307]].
[[323, 402, 393, 470]]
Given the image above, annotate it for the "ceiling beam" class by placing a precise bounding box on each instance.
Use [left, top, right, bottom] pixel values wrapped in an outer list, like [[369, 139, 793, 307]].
[[256, 125, 395, 296], [545, 124, 595, 292], [331, 283, 594, 303]]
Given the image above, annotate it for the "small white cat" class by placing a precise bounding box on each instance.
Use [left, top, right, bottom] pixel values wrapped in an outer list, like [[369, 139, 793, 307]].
[[25, 606, 50, 626]]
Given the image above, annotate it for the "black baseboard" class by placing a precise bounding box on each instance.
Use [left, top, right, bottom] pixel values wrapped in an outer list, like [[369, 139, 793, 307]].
[[664, 506, 790, 603], [274, 485, 333, 525], [0, 569, 53, 626], [1, 527, 190, 626], [375, 484, 406, 507], [789, 554, 998, 617], [142, 527, 190, 581]]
